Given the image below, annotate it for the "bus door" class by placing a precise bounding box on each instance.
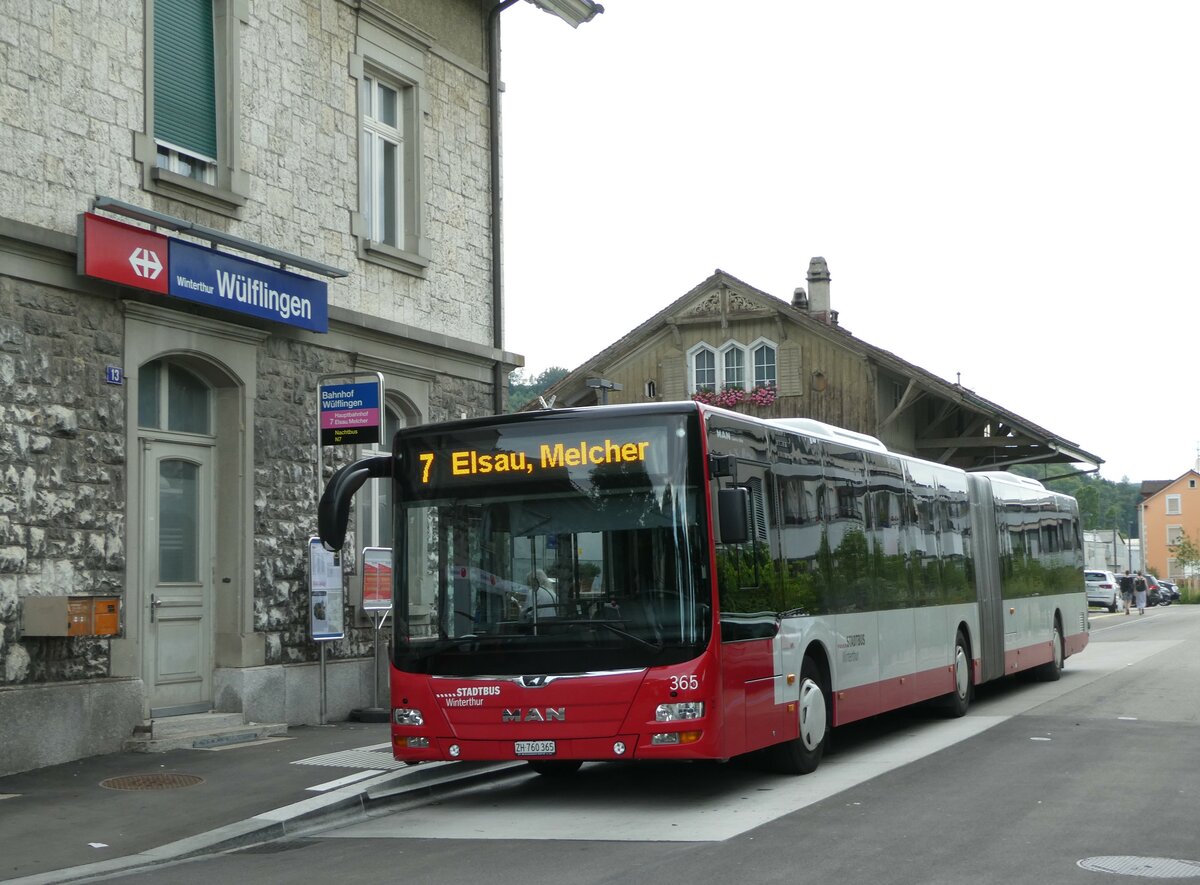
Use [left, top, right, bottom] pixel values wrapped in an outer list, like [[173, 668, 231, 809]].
[[708, 437, 782, 756], [967, 474, 1005, 683]]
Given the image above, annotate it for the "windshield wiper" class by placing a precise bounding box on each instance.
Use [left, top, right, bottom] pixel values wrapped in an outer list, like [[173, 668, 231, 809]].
[[553, 619, 664, 652], [431, 634, 502, 649]]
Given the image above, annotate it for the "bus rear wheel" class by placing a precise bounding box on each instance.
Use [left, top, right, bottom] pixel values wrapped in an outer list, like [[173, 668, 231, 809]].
[[1037, 621, 1064, 682], [941, 629, 972, 717], [766, 656, 828, 775]]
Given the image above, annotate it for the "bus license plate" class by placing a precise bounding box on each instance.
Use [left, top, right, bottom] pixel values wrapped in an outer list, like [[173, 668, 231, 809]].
[[514, 740, 555, 756]]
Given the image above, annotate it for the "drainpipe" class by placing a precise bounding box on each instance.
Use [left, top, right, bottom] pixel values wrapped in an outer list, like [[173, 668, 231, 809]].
[[488, 1, 518, 416]]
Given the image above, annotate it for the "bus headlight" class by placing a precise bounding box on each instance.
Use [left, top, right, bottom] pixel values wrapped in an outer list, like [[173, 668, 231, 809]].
[[393, 707, 424, 726], [655, 702, 704, 722]]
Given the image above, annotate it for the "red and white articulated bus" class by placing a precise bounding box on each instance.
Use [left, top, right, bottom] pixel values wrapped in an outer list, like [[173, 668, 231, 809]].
[[318, 401, 1088, 775]]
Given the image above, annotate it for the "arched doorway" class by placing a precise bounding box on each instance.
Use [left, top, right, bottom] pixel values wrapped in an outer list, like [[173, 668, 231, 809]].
[[138, 358, 218, 716], [117, 303, 264, 721]]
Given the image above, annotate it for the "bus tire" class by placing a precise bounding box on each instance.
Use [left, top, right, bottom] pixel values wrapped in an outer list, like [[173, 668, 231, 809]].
[[766, 656, 828, 775], [1037, 621, 1064, 682], [942, 629, 973, 718], [528, 760, 583, 776]]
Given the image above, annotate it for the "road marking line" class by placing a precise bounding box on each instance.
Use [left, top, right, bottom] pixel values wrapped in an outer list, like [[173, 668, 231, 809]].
[[307, 770, 386, 792]]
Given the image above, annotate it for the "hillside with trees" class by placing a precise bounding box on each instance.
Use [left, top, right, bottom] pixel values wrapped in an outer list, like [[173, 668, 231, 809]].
[[507, 367, 570, 412]]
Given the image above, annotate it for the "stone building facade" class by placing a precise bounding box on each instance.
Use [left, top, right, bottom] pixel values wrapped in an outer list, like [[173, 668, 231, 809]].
[[0, 0, 529, 774]]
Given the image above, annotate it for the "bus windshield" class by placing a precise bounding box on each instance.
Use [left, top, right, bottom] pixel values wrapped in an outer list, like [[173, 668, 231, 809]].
[[392, 410, 710, 676]]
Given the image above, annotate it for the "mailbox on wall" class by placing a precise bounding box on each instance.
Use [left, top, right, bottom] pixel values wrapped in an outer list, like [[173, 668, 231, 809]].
[[21, 596, 121, 637]]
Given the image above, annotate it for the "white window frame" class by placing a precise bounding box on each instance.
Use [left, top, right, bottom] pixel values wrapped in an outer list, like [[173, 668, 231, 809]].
[[749, 338, 778, 388], [1167, 524, 1184, 546], [156, 142, 217, 186], [1166, 494, 1182, 515], [720, 342, 747, 390], [689, 339, 781, 394], [349, 19, 430, 275], [688, 343, 717, 393], [361, 72, 407, 250]]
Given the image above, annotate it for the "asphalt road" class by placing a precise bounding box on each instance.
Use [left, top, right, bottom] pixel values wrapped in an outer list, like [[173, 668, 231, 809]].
[[90, 604, 1200, 884]]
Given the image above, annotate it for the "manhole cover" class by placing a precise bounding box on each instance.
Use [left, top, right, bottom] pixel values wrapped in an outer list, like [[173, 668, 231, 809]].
[[1079, 857, 1200, 879], [100, 773, 205, 791]]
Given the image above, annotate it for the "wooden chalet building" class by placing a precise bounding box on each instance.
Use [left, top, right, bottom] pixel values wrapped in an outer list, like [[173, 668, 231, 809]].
[[528, 259, 1101, 474]]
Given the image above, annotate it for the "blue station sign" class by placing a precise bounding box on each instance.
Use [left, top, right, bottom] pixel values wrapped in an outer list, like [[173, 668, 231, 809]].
[[169, 239, 328, 333], [79, 213, 329, 333]]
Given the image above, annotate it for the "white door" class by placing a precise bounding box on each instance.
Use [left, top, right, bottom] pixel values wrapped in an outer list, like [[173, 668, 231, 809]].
[[143, 440, 214, 717]]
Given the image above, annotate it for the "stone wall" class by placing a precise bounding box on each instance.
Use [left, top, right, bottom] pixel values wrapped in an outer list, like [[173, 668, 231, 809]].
[[254, 335, 366, 666], [0, 278, 126, 685], [427, 373, 494, 425], [0, 0, 495, 351]]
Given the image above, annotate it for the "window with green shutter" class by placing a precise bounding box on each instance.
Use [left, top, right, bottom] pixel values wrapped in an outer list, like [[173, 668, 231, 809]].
[[154, 0, 217, 162]]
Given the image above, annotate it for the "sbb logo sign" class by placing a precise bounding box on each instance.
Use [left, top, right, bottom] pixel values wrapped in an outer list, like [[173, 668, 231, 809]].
[[128, 247, 163, 280], [79, 213, 169, 295]]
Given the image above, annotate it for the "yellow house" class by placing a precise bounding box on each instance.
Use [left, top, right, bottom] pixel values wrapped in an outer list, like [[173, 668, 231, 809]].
[[1140, 470, 1200, 581]]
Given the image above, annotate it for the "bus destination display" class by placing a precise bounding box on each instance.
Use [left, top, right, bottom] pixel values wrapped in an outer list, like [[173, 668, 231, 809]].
[[402, 424, 671, 497]]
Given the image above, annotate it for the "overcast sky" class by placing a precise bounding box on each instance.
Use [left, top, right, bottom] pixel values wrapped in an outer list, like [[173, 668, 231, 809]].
[[498, 1, 1200, 484]]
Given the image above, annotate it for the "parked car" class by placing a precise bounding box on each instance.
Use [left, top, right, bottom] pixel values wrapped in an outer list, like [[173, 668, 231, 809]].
[[1158, 579, 1181, 601], [1085, 569, 1120, 612]]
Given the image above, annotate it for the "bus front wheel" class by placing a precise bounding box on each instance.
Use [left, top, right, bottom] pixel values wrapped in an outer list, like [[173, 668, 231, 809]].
[[767, 656, 829, 775]]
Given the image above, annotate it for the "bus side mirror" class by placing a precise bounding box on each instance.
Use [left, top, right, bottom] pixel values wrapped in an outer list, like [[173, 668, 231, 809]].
[[717, 487, 750, 544], [317, 455, 392, 551]]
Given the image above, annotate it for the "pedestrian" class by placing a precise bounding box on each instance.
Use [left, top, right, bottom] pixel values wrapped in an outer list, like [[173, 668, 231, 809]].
[[1118, 569, 1134, 615], [1134, 571, 1147, 615]]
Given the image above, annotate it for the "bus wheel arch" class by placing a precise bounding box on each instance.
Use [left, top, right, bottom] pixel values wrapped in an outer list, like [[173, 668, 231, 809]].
[[766, 646, 830, 775]]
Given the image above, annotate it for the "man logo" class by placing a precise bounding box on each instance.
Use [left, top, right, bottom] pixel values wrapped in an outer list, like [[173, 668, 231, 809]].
[[502, 708, 565, 722]]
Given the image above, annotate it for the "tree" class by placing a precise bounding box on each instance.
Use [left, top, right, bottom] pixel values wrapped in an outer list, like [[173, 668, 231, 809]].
[[507, 366, 570, 412], [1170, 531, 1200, 580]]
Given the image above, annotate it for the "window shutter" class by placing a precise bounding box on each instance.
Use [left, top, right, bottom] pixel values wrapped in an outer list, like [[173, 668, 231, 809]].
[[154, 0, 217, 159]]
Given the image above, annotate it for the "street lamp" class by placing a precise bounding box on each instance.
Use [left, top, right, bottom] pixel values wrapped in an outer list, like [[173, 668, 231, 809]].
[[524, 0, 604, 27], [586, 377, 622, 405]]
